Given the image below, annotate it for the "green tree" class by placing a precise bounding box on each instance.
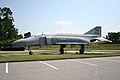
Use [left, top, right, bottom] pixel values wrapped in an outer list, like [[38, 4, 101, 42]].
[[18, 34, 23, 39], [107, 32, 120, 44], [24, 32, 31, 38], [0, 7, 20, 47]]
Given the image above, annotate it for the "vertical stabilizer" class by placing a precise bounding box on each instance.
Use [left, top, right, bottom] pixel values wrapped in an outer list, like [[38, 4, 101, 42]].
[[84, 26, 101, 36]]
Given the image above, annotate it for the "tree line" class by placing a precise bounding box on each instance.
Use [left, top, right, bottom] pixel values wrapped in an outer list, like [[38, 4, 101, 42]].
[[0, 7, 21, 48], [0, 7, 120, 49], [0, 7, 31, 48], [106, 32, 120, 44]]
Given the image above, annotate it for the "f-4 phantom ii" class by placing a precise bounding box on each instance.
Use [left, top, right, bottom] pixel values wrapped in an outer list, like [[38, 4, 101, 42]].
[[12, 26, 111, 54]]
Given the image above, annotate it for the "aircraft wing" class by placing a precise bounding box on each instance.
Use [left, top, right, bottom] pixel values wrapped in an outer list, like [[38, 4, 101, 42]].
[[50, 37, 90, 45], [56, 42, 89, 45]]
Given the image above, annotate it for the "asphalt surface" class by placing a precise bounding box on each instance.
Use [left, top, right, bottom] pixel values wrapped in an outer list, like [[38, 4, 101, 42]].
[[0, 56, 120, 80]]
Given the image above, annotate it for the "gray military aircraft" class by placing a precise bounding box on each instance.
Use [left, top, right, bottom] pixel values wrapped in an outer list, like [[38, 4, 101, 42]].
[[12, 26, 111, 54]]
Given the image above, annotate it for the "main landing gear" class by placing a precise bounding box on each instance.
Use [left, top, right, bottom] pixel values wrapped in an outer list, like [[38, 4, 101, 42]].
[[79, 44, 85, 54], [59, 44, 85, 54], [59, 44, 66, 54]]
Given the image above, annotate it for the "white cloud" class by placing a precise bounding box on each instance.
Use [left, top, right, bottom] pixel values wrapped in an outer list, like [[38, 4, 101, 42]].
[[54, 20, 81, 34], [55, 20, 73, 27]]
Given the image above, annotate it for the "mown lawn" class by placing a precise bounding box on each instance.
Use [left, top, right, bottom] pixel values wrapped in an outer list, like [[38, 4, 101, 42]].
[[0, 52, 120, 63], [0, 44, 120, 63]]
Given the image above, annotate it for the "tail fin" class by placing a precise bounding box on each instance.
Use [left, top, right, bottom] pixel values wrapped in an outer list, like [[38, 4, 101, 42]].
[[84, 26, 102, 36]]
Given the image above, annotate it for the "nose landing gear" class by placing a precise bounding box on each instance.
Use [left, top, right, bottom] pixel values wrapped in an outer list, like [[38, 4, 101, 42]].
[[28, 46, 33, 55]]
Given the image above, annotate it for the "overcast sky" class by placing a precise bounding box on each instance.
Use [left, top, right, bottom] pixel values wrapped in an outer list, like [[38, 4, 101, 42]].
[[1, 0, 120, 36]]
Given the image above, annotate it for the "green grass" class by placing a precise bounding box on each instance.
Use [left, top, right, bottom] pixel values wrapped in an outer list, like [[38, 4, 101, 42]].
[[0, 52, 27, 54], [86, 44, 120, 50], [0, 52, 120, 63], [0, 44, 120, 63]]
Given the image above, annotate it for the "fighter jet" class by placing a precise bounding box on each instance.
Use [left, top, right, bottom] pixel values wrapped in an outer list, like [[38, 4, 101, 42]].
[[12, 26, 111, 54]]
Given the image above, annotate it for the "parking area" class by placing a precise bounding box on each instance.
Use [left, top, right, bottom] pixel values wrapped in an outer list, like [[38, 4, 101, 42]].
[[0, 56, 120, 80]]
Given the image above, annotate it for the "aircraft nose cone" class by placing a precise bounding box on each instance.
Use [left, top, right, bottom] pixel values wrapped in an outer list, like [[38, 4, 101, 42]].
[[12, 39, 26, 47]]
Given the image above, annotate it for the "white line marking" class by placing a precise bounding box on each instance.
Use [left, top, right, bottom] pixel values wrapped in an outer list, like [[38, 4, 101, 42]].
[[39, 61, 58, 70], [96, 58, 120, 63], [6, 63, 8, 73], [69, 59, 98, 67]]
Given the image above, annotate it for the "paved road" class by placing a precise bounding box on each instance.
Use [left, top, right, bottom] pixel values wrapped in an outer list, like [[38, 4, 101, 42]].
[[0, 56, 120, 80]]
